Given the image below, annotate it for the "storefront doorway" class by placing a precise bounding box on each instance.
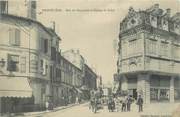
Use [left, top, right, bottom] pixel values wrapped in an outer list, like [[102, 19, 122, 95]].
[[127, 76, 137, 100], [128, 89, 137, 99], [150, 75, 170, 102]]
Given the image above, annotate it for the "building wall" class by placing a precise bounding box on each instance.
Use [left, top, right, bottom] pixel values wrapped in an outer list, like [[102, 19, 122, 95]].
[[119, 5, 180, 75], [60, 56, 82, 87], [117, 4, 180, 103], [84, 64, 97, 90], [62, 49, 85, 71], [0, 15, 53, 107], [2, 0, 36, 20]]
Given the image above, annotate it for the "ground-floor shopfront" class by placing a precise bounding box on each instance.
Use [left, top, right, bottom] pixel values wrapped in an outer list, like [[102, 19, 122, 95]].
[[0, 76, 33, 115], [120, 72, 180, 104], [0, 76, 52, 115]]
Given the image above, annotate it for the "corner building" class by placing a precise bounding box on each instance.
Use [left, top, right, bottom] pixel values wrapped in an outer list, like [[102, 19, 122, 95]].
[[117, 4, 180, 103]]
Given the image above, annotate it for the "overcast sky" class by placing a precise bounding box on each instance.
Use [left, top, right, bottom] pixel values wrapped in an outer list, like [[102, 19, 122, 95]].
[[37, 0, 180, 84]]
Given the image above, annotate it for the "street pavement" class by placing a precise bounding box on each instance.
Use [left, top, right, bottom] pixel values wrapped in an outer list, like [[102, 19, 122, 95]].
[[17, 102, 180, 117]]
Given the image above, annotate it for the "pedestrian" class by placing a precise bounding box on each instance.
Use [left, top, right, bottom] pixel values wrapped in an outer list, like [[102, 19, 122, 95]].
[[45, 100, 49, 111], [108, 97, 112, 112], [75, 96, 78, 104], [121, 96, 126, 112], [111, 98, 115, 112], [137, 95, 143, 112], [115, 97, 121, 112], [126, 95, 132, 111], [89, 98, 93, 110]]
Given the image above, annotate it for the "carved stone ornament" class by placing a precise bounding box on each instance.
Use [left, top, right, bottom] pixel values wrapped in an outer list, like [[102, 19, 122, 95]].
[[129, 58, 137, 65]]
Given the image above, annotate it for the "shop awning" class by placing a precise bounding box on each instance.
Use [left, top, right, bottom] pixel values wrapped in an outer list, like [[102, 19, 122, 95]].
[[0, 77, 32, 98]]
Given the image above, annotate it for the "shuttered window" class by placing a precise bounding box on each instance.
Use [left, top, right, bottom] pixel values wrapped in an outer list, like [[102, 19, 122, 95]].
[[0, 1, 8, 14], [20, 57, 26, 73], [7, 54, 19, 72], [9, 28, 20, 46]]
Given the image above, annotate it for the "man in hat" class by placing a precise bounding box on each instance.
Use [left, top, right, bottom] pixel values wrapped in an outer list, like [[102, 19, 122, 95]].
[[137, 95, 143, 112]]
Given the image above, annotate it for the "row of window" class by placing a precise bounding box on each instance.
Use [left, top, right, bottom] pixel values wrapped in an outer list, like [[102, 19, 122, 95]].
[[61, 71, 73, 85], [122, 39, 142, 58], [9, 28, 50, 54], [5, 49, 81, 85], [6, 53, 51, 77], [146, 39, 180, 58], [150, 88, 180, 101]]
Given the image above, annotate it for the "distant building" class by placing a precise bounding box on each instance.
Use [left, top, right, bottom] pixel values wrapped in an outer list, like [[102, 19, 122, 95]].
[[62, 49, 97, 100], [62, 49, 85, 71], [102, 87, 112, 97], [96, 75, 102, 89], [57, 56, 83, 106], [117, 4, 180, 103], [84, 64, 97, 90]]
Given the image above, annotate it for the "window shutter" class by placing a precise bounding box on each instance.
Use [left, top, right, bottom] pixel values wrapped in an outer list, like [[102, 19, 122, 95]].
[[0, 1, 8, 14], [9, 28, 20, 46], [15, 29, 20, 46], [9, 29, 15, 45], [44, 39, 48, 53], [42, 59, 46, 75]]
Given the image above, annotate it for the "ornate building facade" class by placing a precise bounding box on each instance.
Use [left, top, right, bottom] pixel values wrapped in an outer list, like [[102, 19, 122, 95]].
[[117, 4, 180, 103]]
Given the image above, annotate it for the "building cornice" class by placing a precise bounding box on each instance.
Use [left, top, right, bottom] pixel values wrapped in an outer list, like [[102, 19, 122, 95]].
[[119, 24, 180, 40]]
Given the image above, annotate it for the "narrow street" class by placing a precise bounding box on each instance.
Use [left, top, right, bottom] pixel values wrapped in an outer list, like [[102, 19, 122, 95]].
[[21, 103, 143, 117], [19, 102, 180, 117]]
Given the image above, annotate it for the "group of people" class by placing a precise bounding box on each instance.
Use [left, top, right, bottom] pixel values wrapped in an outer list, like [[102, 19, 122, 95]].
[[89, 94, 144, 113], [117, 95, 143, 112]]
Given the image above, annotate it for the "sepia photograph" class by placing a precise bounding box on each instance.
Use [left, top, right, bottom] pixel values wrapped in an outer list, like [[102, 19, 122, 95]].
[[0, 0, 180, 117]]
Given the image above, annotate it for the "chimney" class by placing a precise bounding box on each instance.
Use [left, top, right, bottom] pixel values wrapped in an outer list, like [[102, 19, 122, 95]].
[[27, 0, 36, 20], [52, 21, 56, 31], [166, 8, 171, 17]]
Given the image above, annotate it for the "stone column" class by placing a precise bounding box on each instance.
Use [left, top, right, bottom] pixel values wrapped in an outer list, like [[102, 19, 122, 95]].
[[137, 73, 150, 104], [145, 75, 150, 104], [121, 75, 128, 91], [170, 76, 174, 103]]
